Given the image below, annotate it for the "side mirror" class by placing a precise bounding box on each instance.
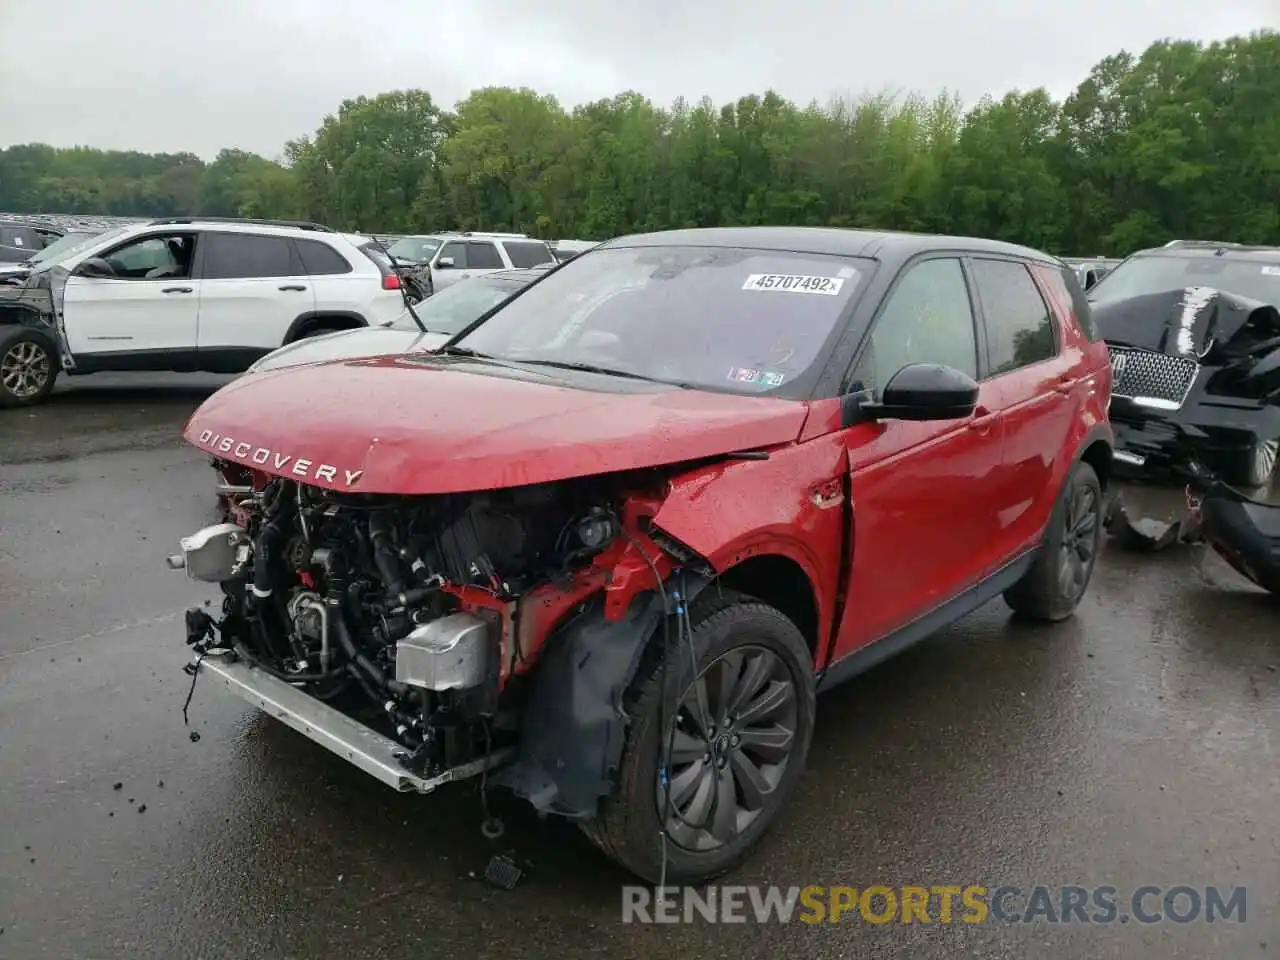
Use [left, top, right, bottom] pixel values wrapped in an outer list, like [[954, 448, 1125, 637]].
[[435, 257, 455, 269], [75, 257, 116, 279], [848, 362, 979, 423]]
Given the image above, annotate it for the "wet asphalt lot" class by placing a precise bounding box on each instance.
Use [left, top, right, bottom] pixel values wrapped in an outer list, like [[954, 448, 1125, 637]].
[[1, 373, 1278, 960]]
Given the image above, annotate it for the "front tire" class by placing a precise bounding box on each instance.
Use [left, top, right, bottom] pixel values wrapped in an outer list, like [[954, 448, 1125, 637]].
[[0, 329, 57, 407], [1222, 439, 1278, 488], [1003, 460, 1104, 622], [581, 591, 816, 884]]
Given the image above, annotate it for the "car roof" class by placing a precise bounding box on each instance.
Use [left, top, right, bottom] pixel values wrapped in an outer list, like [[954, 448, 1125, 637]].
[[1132, 241, 1280, 262], [598, 226, 1057, 265]]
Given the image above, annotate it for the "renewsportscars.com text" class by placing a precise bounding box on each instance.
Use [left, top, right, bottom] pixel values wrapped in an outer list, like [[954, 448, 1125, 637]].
[[621, 884, 1247, 925]]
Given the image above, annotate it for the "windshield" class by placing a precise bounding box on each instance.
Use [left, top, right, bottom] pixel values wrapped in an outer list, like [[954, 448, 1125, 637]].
[[452, 245, 867, 393], [388, 236, 443, 263], [1089, 254, 1280, 307], [389, 276, 525, 333], [29, 231, 101, 265]]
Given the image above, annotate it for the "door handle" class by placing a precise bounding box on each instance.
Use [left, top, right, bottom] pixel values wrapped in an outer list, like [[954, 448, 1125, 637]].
[[1054, 374, 1074, 395], [278, 284, 307, 292], [968, 405, 997, 431], [161, 286, 193, 294]]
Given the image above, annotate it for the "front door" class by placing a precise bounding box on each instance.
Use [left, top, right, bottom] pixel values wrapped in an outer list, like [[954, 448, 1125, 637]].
[[63, 232, 200, 361], [833, 256, 1009, 655], [195, 232, 315, 358], [430, 240, 471, 291]]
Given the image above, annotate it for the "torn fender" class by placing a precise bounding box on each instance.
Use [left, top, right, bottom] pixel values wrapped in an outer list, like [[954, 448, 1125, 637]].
[[650, 434, 849, 650], [493, 573, 712, 820]]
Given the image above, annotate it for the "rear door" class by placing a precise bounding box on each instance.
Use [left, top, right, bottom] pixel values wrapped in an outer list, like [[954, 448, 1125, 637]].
[[195, 232, 315, 356], [834, 255, 1009, 653], [965, 257, 1081, 560]]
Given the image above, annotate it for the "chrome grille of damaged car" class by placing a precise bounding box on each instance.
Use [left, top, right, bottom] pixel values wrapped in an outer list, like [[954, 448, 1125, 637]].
[[1108, 347, 1199, 410]]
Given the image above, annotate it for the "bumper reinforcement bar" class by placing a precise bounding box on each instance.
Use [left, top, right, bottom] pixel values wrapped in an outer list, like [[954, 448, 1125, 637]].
[[193, 653, 511, 794]]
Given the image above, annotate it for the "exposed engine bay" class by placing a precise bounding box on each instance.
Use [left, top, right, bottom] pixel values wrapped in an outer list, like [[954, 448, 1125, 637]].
[[175, 470, 650, 779]]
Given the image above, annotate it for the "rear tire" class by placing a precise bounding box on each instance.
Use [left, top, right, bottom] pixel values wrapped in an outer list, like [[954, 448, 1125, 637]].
[[0, 329, 57, 407], [581, 590, 815, 884], [1003, 461, 1103, 622]]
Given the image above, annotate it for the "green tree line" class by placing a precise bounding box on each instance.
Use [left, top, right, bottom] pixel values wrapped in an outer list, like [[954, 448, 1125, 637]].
[[2, 31, 1277, 256]]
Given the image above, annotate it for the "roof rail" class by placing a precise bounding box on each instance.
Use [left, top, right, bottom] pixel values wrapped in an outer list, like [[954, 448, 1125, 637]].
[[459, 230, 530, 239], [148, 217, 336, 232]]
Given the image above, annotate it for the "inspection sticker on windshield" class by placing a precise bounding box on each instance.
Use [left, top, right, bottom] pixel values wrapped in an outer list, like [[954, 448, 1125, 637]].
[[1261, 265, 1280, 276], [742, 274, 845, 295], [728, 368, 785, 387]]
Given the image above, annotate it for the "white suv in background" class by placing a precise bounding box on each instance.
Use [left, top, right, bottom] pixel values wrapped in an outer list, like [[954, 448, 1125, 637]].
[[0, 218, 410, 405], [424, 232, 557, 290]]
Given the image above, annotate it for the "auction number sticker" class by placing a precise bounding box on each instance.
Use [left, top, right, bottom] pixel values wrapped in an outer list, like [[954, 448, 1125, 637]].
[[1261, 265, 1280, 276], [742, 273, 844, 295]]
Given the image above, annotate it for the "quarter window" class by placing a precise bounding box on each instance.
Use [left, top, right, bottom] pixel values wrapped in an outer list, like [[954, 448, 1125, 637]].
[[202, 233, 300, 279], [296, 238, 353, 275], [854, 257, 978, 397], [969, 258, 1056, 375], [503, 240, 555, 268]]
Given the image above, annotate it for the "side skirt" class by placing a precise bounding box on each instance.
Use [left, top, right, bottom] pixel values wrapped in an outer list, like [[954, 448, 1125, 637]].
[[815, 548, 1039, 693]]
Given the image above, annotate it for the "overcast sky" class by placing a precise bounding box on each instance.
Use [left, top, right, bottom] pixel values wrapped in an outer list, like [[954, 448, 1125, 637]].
[[1, 0, 1274, 159]]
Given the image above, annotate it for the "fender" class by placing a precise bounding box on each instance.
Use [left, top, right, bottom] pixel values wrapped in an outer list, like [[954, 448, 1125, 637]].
[[282, 310, 368, 344], [493, 571, 713, 820], [649, 434, 848, 653]]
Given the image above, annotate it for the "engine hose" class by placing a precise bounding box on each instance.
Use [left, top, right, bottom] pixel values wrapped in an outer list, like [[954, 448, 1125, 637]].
[[368, 514, 406, 597], [335, 611, 410, 699], [252, 487, 297, 600]]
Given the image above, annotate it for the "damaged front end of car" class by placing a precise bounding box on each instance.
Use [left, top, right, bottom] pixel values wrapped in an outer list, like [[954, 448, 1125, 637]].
[[1097, 286, 1280, 485], [172, 462, 714, 817]]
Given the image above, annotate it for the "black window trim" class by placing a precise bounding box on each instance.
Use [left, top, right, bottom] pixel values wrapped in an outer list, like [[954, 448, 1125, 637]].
[[194, 229, 305, 281], [93, 230, 201, 281], [963, 254, 1060, 380], [839, 252, 988, 394]]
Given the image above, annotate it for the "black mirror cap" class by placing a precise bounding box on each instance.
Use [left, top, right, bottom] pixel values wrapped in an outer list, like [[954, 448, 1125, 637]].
[[75, 257, 115, 279], [852, 362, 980, 423]]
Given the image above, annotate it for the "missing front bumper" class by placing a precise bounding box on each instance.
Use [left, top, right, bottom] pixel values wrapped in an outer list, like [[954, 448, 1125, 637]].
[[191, 653, 511, 794]]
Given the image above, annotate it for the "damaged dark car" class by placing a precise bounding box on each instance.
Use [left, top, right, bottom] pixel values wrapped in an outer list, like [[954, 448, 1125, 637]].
[[1089, 241, 1280, 487]]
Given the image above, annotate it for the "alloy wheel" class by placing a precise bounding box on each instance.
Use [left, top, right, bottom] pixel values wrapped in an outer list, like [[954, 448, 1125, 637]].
[[1058, 482, 1100, 603], [1254, 440, 1278, 485], [656, 645, 799, 852], [1, 340, 51, 399]]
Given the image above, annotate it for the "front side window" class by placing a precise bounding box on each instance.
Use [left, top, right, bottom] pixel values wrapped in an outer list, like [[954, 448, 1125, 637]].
[[102, 233, 196, 280], [466, 242, 503, 269], [853, 257, 977, 397], [436, 241, 468, 269], [389, 278, 524, 332], [969, 258, 1056, 375], [202, 233, 299, 280], [453, 245, 867, 394], [1088, 254, 1280, 308]]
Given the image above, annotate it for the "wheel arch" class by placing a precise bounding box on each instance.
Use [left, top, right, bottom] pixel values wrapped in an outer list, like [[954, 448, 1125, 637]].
[[283, 310, 367, 344]]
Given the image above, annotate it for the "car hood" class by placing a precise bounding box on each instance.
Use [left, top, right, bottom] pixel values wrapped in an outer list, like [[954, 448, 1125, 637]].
[[1094, 286, 1280, 359], [185, 357, 809, 494], [250, 327, 449, 372]]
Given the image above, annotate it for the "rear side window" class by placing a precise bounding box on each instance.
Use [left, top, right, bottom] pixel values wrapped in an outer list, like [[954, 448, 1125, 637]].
[[503, 240, 555, 268], [297, 238, 353, 275], [467, 241, 503, 269], [969, 258, 1057, 375], [203, 233, 301, 279]]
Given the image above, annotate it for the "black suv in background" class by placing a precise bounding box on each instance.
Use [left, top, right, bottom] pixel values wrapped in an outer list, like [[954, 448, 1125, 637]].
[[1088, 240, 1280, 486]]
